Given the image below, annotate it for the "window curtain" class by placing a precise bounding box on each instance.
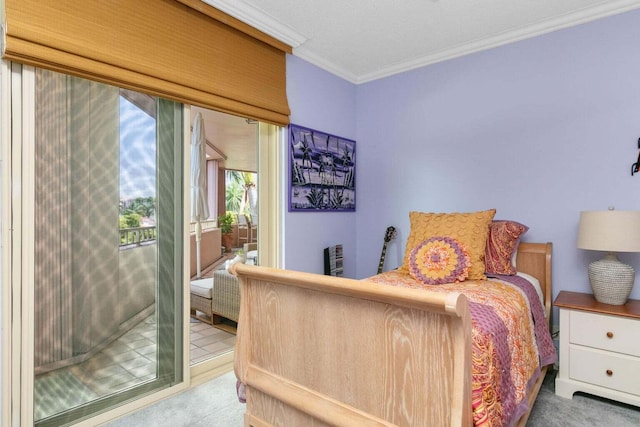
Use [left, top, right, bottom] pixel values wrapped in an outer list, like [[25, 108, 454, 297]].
[[34, 70, 73, 368], [34, 70, 121, 371], [207, 159, 219, 219], [3, 0, 291, 125]]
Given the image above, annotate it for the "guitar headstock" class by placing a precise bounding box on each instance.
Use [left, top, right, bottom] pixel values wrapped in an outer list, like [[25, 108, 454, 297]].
[[384, 226, 397, 243]]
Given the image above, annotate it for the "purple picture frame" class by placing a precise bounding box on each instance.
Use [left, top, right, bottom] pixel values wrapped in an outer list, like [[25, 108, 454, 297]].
[[289, 124, 356, 212]]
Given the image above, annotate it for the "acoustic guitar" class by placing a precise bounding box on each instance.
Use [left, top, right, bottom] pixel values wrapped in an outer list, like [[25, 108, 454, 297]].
[[377, 226, 397, 274]]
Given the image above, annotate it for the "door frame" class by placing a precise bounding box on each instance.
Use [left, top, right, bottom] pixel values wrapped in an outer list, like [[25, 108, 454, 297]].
[[0, 76, 286, 423], [188, 108, 285, 384]]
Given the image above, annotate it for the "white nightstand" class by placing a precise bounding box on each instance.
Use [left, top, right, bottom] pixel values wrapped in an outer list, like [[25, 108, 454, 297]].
[[554, 291, 640, 407]]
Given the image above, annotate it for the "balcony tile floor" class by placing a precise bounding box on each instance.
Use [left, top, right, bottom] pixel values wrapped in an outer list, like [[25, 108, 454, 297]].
[[34, 315, 235, 422]]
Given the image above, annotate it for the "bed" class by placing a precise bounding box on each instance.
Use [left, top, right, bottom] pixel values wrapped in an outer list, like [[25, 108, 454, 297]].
[[232, 211, 556, 427]]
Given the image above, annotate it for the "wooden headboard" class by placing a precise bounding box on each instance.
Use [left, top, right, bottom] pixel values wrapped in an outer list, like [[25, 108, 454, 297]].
[[515, 242, 553, 326]]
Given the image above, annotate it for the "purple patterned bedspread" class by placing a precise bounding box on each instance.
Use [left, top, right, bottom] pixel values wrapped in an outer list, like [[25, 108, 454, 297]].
[[367, 271, 557, 426]]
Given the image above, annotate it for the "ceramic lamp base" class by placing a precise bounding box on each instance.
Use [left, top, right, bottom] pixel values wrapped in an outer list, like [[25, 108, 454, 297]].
[[588, 253, 634, 305]]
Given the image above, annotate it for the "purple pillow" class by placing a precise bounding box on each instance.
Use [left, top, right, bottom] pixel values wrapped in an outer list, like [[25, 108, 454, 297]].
[[484, 220, 529, 275], [409, 236, 471, 285]]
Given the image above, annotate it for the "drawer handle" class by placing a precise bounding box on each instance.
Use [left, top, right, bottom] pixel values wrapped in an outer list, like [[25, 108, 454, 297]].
[[606, 331, 614, 339], [606, 369, 613, 377]]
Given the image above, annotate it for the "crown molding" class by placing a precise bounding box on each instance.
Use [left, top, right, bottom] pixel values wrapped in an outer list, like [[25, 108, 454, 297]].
[[356, 0, 640, 84], [204, 0, 640, 85], [202, 0, 307, 48], [292, 46, 359, 84]]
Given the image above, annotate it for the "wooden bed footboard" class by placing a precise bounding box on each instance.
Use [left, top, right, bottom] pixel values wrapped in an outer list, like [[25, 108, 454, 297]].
[[231, 242, 552, 427]]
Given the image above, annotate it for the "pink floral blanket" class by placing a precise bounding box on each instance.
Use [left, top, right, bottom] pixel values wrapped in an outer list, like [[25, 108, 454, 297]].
[[366, 272, 557, 427]]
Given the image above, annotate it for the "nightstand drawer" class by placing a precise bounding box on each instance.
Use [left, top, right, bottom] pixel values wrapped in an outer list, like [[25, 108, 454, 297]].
[[569, 346, 640, 396], [569, 310, 640, 356]]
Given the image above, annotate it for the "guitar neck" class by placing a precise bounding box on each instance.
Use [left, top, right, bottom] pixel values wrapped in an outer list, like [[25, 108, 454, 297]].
[[377, 242, 388, 275]]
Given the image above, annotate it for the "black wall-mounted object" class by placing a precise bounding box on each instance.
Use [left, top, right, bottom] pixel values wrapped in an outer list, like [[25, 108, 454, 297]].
[[324, 244, 343, 277], [632, 138, 640, 176]]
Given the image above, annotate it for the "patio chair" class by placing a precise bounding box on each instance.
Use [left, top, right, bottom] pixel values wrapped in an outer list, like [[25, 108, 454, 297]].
[[190, 270, 240, 334], [248, 213, 258, 243], [237, 213, 250, 245]]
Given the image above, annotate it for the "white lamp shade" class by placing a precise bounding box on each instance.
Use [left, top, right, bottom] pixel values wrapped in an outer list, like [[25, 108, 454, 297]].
[[577, 210, 640, 253]]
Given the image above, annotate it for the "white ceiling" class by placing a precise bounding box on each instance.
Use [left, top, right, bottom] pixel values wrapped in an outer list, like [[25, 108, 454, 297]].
[[197, 0, 640, 168], [192, 106, 258, 172], [206, 0, 640, 84]]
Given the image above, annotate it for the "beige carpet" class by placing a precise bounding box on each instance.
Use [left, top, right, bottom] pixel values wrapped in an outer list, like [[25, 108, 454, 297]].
[[105, 370, 243, 427], [527, 369, 640, 426], [109, 368, 640, 426]]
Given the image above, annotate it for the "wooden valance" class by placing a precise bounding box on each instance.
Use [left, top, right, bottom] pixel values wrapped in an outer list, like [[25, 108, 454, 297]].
[[2, 0, 291, 125]]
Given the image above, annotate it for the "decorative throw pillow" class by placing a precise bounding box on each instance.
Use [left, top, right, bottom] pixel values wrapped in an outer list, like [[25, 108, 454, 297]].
[[399, 209, 496, 280], [409, 237, 471, 285], [485, 220, 529, 275]]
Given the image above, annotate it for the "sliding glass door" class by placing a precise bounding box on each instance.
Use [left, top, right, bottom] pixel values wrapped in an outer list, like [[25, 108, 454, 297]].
[[17, 66, 184, 426]]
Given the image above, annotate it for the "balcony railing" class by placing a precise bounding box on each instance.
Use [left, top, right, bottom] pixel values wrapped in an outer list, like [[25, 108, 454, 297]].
[[120, 226, 157, 247], [120, 219, 218, 248], [189, 218, 217, 233]]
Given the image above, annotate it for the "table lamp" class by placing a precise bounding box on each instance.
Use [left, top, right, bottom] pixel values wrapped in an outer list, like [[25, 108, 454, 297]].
[[577, 209, 640, 305]]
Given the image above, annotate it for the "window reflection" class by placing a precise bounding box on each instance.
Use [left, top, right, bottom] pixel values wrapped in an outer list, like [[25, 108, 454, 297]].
[[32, 69, 181, 425]]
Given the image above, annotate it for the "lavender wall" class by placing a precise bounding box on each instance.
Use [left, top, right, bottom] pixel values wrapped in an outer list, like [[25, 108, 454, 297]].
[[284, 56, 357, 276], [355, 9, 640, 313], [284, 10, 640, 323]]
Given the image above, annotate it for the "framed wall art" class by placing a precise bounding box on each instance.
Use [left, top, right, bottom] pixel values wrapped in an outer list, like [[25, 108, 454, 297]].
[[289, 124, 356, 212]]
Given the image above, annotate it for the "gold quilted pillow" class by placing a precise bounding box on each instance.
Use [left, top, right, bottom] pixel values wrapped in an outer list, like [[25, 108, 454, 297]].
[[399, 209, 496, 280]]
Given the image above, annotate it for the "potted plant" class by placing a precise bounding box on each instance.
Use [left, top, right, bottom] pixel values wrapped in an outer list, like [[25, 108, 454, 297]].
[[218, 213, 234, 252]]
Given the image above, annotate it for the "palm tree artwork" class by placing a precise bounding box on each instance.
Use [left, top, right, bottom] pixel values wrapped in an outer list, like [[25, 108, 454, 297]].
[[300, 132, 314, 182], [289, 124, 356, 211], [341, 144, 355, 190]]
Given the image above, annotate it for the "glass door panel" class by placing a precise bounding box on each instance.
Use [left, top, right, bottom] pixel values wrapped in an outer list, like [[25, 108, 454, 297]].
[[31, 69, 183, 425]]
